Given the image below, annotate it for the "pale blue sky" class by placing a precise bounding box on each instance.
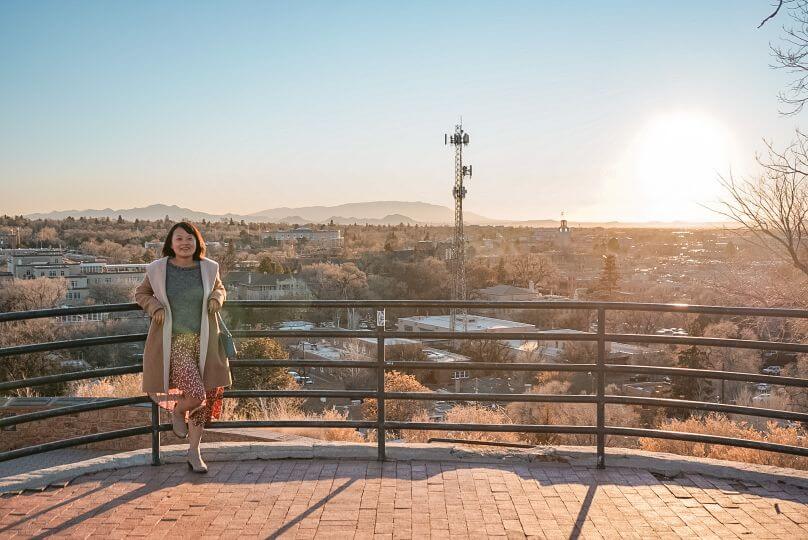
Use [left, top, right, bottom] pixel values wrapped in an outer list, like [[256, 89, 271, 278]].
[[0, 1, 799, 222]]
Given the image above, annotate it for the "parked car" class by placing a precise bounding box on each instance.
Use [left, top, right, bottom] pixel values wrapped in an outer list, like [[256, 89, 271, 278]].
[[755, 383, 772, 393], [762, 365, 782, 375]]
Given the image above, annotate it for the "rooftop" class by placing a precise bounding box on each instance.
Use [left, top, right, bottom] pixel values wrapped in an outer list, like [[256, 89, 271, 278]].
[[398, 314, 536, 332]]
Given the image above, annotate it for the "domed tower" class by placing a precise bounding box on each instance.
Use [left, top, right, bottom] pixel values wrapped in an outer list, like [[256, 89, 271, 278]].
[[557, 213, 572, 250]]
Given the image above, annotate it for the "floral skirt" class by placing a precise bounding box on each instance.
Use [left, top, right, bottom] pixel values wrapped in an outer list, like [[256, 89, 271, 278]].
[[151, 332, 223, 427]]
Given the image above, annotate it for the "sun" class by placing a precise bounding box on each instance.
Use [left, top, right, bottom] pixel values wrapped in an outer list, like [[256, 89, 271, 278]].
[[627, 111, 734, 222]]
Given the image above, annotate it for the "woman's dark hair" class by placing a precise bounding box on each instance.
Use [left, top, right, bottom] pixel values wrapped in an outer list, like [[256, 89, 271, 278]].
[[162, 221, 206, 260]]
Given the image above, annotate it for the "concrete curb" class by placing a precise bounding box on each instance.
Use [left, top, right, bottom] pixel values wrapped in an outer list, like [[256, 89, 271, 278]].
[[1, 441, 806, 494]]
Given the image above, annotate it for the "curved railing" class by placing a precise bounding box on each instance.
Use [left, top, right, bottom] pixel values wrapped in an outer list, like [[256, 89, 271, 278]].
[[1, 300, 806, 468]]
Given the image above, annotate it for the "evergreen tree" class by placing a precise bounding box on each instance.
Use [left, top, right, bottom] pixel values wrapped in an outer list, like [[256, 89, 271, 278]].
[[592, 254, 619, 298], [670, 346, 714, 418]]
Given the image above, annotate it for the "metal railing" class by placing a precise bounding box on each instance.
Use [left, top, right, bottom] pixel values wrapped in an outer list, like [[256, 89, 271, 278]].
[[1, 300, 807, 468]]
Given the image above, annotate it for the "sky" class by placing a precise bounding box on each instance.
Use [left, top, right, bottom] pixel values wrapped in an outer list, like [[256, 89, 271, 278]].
[[0, 1, 802, 222]]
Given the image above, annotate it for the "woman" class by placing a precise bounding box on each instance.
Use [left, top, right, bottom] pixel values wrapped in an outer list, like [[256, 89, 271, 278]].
[[135, 221, 232, 473]]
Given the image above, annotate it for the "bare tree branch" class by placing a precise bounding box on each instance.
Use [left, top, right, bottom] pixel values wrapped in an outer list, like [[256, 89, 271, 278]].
[[759, 0, 784, 28]]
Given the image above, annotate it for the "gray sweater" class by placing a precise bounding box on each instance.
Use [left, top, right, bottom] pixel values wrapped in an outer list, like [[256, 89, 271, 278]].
[[165, 259, 204, 334]]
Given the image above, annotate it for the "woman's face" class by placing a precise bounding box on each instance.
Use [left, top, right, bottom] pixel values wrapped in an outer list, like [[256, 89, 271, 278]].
[[171, 228, 197, 258]]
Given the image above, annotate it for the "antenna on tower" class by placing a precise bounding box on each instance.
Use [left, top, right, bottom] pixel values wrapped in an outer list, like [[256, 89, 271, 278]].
[[445, 121, 472, 337]]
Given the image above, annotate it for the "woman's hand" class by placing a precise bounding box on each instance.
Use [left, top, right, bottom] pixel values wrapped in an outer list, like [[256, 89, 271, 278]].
[[208, 298, 221, 314], [153, 308, 165, 325]]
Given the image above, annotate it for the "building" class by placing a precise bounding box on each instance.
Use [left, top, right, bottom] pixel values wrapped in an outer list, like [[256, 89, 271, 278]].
[[533, 218, 573, 249], [261, 228, 342, 248], [6, 249, 72, 279], [65, 274, 89, 304], [0, 229, 20, 249], [396, 314, 536, 345], [476, 283, 541, 302], [557, 218, 572, 249], [223, 271, 311, 301], [83, 263, 148, 289], [235, 260, 260, 271], [4, 249, 146, 306], [397, 313, 536, 333]]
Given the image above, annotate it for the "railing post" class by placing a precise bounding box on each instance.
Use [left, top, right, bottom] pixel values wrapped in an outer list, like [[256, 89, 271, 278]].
[[150, 401, 161, 466], [376, 308, 386, 461], [596, 307, 606, 469]]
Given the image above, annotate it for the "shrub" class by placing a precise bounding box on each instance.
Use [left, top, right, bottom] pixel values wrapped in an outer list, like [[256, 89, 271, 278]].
[[639, 413, 807, 470], [71, 373, 142, 397], [403, 405, 520, 444], [361, 371, 429, 422]]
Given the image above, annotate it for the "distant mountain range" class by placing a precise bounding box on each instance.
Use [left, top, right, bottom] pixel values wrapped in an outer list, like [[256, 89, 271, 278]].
[[23, 202, 732, 229]]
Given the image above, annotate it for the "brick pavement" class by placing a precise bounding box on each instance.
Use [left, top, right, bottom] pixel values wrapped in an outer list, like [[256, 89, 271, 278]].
[[0, 458, 806, 539]]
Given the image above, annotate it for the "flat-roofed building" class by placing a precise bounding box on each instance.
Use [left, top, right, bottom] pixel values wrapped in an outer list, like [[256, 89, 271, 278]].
[[223, 271, 311, 301], [262, 228, 342, 248], [396, 314, 536, 333]]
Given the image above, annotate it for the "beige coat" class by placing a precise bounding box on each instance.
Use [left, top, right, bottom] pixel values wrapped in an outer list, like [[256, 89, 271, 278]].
[[134, 256, 232, 394]]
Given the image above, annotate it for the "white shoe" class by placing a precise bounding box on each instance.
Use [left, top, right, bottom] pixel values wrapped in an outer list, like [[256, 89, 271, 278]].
[[187, 454, 208, 473]]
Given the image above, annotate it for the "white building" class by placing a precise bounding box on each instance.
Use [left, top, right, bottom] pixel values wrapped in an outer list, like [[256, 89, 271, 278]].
[[4, 249, 146, 306], [262, 228, 342, 248], [6, 249, 73, 279], [223, 271, 311, 301], [396, 314, 535, 333]]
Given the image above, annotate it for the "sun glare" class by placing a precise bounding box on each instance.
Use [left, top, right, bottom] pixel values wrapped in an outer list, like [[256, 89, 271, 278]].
[[627, 111, 734, 221]]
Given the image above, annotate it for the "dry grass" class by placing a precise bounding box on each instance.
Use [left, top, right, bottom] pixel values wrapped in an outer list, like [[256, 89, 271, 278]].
[[70, 374, 142, 397], [403, 405, 520, 444], [640, 413, 808, 470], [222, 398, 364, 443], [68, 372, 808, 471]]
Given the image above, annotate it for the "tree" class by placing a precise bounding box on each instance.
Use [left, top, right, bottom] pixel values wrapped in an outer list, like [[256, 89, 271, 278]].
[[231, 338, 296, 419], [670, 346, 714, 417], [715, 2, 808, 281], [715, 135, 808, 279], [258, 256, 285, 274], [589, 254, 619, 299], [503, 253, 558, 289], [0, 277, 67, 312], [398, 257, 450, 299], [703, 322, 762, 404], [88, 282, 137, 305], [218, 242, 237, 278], [299, 262, 369, 327], [34, 226, 59, 246], [0, 279, 70, 396], [361, 371, 429, 425], [760, 0, 808, 114]]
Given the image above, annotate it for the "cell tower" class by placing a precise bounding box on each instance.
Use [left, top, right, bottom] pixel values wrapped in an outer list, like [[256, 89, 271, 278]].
[[445, 122, 472, 333]]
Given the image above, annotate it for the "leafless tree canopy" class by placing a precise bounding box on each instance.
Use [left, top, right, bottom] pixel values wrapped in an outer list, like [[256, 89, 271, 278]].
[[760, 1, 808, 114], [715, 133, 808, 278]]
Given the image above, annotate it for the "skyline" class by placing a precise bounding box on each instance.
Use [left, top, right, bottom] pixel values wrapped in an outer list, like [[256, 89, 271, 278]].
[[0, 1, 799, 222]]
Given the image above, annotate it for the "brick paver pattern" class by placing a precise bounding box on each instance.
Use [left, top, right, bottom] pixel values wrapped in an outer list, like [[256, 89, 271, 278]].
[[0, 459, 806, 539]]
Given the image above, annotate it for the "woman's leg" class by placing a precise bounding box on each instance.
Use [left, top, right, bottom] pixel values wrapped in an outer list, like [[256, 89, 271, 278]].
[[174, 395, 204, 415], [187, 401, 208, 471], [168, 333, 205, 436]]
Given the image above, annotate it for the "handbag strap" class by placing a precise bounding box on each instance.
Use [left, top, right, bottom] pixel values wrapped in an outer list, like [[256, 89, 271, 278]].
[[216, 312, 231, 336]]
